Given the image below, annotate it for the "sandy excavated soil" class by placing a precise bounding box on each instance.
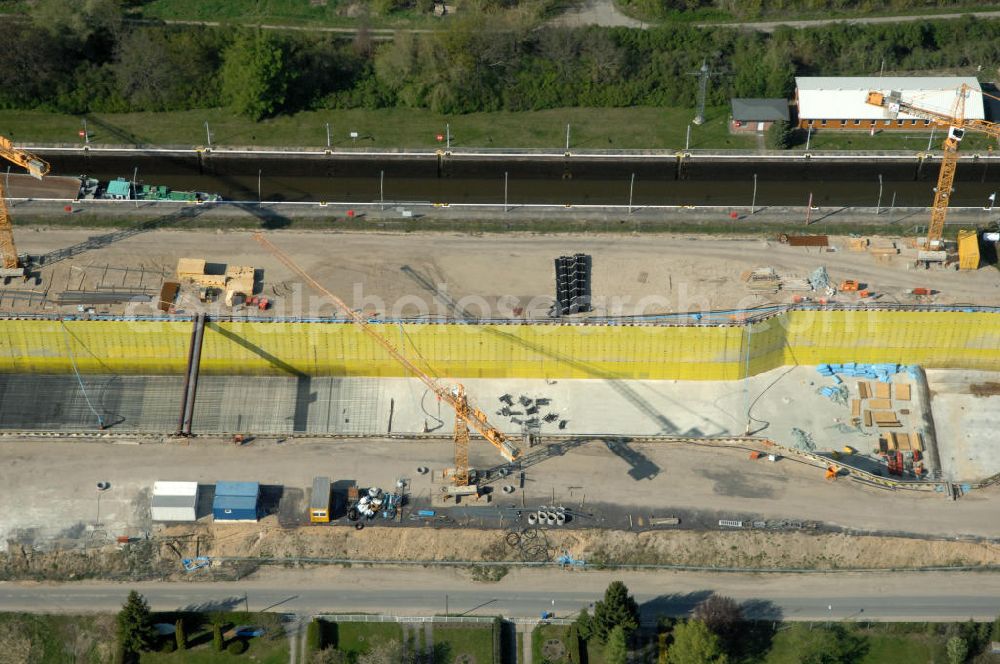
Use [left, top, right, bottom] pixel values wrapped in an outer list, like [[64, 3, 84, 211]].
[[5, 518, 997, 583], [167, 519, 1000, 571], [7, 229, 999, 316]]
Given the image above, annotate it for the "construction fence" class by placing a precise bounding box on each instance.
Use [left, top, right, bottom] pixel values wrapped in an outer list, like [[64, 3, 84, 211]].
[[0, 309, 998, 380]]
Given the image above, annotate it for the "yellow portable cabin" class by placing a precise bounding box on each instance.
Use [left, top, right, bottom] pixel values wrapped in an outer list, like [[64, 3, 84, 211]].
[[309, 476, 332, 523], [958, 230, 980, 270]]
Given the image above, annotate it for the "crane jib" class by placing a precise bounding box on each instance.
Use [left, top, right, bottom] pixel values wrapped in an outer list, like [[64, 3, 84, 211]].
[[252, 233, 521, 464]]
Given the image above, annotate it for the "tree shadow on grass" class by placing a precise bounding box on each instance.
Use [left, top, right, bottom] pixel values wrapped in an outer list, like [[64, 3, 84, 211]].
[[429, 641, 452, 664], [737, 599, 783, 662], [639, 591, 715, 620]]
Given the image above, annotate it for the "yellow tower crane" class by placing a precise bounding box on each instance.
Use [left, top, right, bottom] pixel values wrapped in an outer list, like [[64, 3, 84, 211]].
[[252, 232, 520, 487], [866, 86, 1000, 256], [0, 136, 50, 277]]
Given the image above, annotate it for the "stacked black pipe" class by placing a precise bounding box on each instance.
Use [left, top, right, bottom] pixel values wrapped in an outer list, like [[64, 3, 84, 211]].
[[554, 253, 592, 315]]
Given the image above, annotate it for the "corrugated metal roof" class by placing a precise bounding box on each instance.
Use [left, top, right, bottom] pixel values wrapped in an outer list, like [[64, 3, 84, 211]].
[[153, 481, 198, 497], [215, 481, 260, 497], [152, 494, 197, 508], [213, 495, 258, 511], [796, 76, 985, 121], [731, 98, 790, 122]]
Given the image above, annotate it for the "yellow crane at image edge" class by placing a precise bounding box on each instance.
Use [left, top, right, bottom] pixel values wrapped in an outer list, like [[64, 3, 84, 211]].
[[866, 85, 1000, 254], [0, 135, 50, 277]]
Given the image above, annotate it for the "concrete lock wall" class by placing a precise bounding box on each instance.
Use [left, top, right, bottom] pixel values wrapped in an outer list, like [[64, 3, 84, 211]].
[[0, 311, 997, 379]]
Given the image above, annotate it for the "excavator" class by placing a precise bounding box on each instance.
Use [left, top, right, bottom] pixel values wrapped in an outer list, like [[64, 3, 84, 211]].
[[0, 135, 50, 278], [252, 233, 520, 488], [866, 85, 1000, 261]]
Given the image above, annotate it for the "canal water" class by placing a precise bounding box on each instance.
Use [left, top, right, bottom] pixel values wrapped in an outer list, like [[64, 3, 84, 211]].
[[40, 152, 1000, 208]]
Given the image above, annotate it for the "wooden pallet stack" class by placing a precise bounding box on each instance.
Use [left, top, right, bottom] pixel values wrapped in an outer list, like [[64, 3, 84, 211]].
[[853, 379, 911, 429], [879, 431, 923, 454], [850, 378, 927, 475]]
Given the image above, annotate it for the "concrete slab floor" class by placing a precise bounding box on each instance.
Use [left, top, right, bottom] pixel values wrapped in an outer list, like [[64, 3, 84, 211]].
[[0, 366, 949, 486], [926, 369, 1000, 482], [0, 367, 901, 453]]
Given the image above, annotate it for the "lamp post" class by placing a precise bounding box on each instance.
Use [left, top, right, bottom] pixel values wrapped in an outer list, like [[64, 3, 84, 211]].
[[95, 481, 110, 527], [876, 174, 883, 214], [504, 171, 508, 213], [751, 173, 758, 215], [628, 172, 635, 214]]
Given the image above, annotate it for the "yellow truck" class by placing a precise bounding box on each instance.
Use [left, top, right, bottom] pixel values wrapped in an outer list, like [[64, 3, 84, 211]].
[[309, 476, 332, 523]]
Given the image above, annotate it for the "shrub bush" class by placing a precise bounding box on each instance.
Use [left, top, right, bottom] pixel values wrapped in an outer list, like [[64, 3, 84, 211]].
[[228, 639, 248, 655], [213, 622, 224, 651], [307, 619, 323, 651]]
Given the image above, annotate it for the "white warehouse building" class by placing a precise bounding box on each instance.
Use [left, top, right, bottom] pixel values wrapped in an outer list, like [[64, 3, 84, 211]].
[[795, 76, 986, 131]]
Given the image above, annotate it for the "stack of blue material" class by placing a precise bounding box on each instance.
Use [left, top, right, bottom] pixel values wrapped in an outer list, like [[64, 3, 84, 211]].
[[816, 363, 919, 383]]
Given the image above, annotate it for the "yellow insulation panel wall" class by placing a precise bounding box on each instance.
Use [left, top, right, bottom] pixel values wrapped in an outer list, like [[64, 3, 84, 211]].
[[779, 310, 1000, 370], [201, 321, 747, 380], [0, 310, 997, 379], [0, 319, 191, 374]]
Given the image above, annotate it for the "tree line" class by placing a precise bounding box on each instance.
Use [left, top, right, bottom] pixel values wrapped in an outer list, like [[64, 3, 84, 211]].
[[1, 3, 999, 120], [27, 586, 1000, 663], [617, 0, 1000, 22]]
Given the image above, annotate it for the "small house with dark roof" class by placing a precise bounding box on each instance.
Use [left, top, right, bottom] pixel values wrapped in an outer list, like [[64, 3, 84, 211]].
[[730, 98, 790, 133]]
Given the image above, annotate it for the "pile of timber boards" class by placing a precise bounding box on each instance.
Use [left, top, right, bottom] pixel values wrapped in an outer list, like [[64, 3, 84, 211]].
[[852, 380, 912, 430]]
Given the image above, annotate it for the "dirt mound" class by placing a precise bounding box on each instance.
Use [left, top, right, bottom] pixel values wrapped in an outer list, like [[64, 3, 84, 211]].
[[5, 521, 996, 583], [168, 519, 1000, 571]]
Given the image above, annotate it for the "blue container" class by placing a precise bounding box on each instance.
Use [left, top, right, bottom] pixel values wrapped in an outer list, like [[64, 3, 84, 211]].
[[213, 481, 261, 522]]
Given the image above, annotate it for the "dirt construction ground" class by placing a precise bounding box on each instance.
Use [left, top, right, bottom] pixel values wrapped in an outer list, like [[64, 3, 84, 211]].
[[2, 436, 997, 557], [2, 434, 999, 582], [4, 228, 1000, 316]]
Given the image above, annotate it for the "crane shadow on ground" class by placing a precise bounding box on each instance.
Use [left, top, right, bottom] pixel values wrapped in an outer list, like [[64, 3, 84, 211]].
[[205, 322, 316, 433], [178, 597, 245, 613], [229, 201, 294, 230], [34, 206, 206, 268], [82, 115, 153, 148], [481, 435, 659, 483], [397, 265, 712, 444], [34, 198, 293, 274]]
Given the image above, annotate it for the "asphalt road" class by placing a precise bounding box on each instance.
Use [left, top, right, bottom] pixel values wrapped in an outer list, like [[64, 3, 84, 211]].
[[703, 10, 1000, 32], [3, 569, 998, 621]]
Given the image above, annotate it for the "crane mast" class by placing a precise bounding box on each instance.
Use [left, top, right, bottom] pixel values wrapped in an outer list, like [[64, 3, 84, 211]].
[[866, 85, 1000, 250], [252, 233, 519, 485], [0, 136, 50, 274]]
